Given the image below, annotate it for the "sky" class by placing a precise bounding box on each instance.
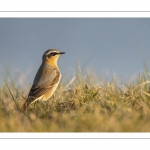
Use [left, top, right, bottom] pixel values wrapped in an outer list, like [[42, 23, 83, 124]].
[[0, 18, 150, 86]]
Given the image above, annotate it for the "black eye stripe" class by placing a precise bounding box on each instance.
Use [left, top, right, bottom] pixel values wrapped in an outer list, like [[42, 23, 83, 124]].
[[51, 52, 58, 56], [47, 52, 58, 58]]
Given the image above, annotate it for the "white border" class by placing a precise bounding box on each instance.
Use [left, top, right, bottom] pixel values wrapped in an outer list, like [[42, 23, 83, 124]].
[[0, 133, 150, 138], [1, 137, 150, 150], [0, 1, 150, 148], [0, 12, 150, 18], [0, 0, 149, 11]]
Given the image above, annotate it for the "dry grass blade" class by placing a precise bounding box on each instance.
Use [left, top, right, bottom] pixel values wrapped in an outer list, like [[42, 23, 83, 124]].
[[4, 80, 15, 100], [65, 76, 76, 89], [4, 80, 20, 112]]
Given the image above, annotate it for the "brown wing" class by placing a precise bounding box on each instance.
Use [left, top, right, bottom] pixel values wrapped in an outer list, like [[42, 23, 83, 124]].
[[28, 64, 60, 99]]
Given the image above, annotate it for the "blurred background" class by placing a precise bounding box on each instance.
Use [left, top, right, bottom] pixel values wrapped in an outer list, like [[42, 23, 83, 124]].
[[0, 18, 150, 86]]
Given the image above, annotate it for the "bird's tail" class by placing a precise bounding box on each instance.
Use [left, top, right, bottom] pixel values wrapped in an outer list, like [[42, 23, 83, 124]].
[[21, 97, 34, 112], [21, 101, 30, 112]]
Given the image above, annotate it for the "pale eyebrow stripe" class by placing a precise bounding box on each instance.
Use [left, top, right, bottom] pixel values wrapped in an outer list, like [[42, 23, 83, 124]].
[[46, 51, 58, 55]]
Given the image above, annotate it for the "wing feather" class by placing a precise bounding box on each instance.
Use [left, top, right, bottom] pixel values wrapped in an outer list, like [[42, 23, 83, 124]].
[[28, 64, 60, 99]]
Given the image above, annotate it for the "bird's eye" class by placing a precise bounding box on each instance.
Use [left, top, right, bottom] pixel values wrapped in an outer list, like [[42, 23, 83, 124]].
[[51, 52, 57, 56]]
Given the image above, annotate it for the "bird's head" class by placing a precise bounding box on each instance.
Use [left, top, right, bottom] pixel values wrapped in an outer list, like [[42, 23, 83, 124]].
[[42, 49, 65, 64]]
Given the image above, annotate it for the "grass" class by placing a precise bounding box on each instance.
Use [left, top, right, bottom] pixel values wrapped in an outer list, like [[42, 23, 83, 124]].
[[0, 67, 150, 132]]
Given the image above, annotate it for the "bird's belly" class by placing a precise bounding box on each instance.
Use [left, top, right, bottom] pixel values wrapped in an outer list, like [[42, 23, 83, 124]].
[[42, 74, 61, 101], [42, 83, 59, 100]]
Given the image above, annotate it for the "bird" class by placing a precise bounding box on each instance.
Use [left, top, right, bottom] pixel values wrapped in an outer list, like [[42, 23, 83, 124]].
[[22, 49, 65, 111]]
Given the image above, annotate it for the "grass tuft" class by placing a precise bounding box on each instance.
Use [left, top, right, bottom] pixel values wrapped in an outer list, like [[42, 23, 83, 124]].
[[0, 67, 150, 131]]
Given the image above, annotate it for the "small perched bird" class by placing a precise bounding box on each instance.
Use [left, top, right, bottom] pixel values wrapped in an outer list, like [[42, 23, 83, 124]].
[[22, 49, 65, 111]]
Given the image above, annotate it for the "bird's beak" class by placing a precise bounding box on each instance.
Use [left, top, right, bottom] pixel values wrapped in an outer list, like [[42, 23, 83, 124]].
[[59, 52, 65, 54]]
